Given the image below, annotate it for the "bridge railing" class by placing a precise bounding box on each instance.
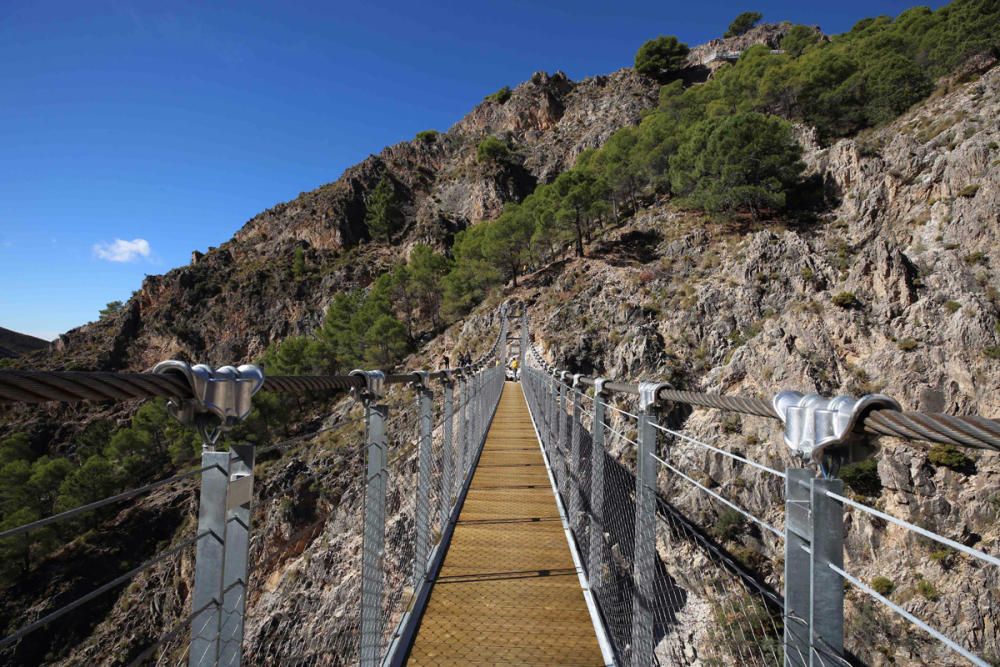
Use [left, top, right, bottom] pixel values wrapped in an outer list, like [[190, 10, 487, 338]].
[[522, 315, 999, 667], [0, 310, 510, 666]]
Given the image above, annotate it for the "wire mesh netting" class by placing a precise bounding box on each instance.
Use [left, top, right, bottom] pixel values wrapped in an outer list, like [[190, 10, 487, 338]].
[[522, 364, 786, 667]]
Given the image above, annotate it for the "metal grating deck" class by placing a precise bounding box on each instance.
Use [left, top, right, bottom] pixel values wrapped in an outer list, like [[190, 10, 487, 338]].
[[407, 383, 605, 665]]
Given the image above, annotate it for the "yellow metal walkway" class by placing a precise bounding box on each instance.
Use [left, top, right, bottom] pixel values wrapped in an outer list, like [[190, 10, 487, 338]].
[[407, 383, 605, 665]]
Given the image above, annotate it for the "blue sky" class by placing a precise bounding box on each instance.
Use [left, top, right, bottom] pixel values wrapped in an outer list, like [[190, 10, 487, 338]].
[[0, 0, 944, 340]]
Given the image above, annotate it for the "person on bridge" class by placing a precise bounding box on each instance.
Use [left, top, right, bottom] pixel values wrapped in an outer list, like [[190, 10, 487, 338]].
[[508, 357, 519, 381]]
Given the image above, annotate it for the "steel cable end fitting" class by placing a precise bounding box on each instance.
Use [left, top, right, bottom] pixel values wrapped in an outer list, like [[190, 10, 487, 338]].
[[409, 370, 430, 392], [593, 378, 608, 396], [349, 369, 386, 402], [638, 381, 673, 413], [152, 361, 265, 448], [572, 374, 583, 389], [773, 390, 901, 474]]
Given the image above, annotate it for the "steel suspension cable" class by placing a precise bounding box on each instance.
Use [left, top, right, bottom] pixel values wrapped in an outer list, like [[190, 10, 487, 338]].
[[0, 531, 207, 648], [0, 463, 216, 541]]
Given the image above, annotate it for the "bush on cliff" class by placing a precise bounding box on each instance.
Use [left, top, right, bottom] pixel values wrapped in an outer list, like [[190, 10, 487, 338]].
[[634, 36, 690, 80]]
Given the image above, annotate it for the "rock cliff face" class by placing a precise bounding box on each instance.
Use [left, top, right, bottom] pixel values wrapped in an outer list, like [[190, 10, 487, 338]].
[[0, 328, 48, 359], [30, 68, 660, 374], [18, 24, 794, 376], [520, 63, 1000, 665]]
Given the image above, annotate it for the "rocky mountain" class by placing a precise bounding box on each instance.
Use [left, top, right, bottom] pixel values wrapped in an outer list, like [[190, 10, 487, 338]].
[[518, 58, 1000, 665], [0, 328, 48, 359], [33, 67, 665, 374], [3, 15, 999, 667]]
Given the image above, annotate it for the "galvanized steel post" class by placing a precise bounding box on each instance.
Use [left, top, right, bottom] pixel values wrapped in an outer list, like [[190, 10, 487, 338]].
[[456, 374, 467, 485], [217, 444, 255, 667], [189, 450, 229, 667], [354, 370, 388, 667], [810, 477, 844, 666], [557, 373, 568, 500], [784, 469, 812, 667], [588, 378, 608, 592], [152, 362, 263, 667], [440, 374, 455, 523], [550, 372, 559, 462], [412, 372, 433, 587], [569, 374, 583, 532], [474, 369, 483, 448], [631, 381, 668, 665], [519, 316, 527, 368], [783, 471, 845, 667], [774, 389, 894, 667]]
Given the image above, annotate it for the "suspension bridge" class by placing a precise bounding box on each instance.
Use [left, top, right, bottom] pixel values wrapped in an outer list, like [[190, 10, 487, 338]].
[[0, 306, 998, 666]]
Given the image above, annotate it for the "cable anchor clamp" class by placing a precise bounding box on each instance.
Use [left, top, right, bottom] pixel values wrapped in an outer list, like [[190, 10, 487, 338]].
[[773, 390, 901, 474], [638, 381, 672, 412], [409, 370, 431, 392], [153, 361, 265, 448], [350, 369, 386, 402]]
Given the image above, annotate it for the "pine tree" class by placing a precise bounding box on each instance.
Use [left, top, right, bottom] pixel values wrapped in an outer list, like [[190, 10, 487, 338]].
[[725, 11, 763, 38], [669, 112, 804, 218], [634, 36, 690, 81], [364, 176, 404, 243]]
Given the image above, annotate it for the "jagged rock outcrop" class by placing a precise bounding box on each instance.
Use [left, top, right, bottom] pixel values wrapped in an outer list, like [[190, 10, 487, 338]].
[[522, 64, 1000, 665], [21, 67, 658, 375], [0, 327, 48, 358]]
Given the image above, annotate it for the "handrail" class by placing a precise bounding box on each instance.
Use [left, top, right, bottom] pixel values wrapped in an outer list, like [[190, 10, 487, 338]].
[[526, 339, 1000, 452]]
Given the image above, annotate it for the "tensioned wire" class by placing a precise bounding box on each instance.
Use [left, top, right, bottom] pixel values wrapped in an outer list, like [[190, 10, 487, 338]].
[[0, 530, 207, 648], [526, 363, 783, 666]]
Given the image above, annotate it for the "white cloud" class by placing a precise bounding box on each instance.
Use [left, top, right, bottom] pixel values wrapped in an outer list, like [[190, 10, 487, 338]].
[[93, 238, 152, 262]]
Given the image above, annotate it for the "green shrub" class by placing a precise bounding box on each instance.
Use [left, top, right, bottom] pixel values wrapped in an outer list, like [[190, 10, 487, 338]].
[[927, 444, 972, 471], [484, 86, 511, 104], [870, 576, 895, 596], [943, 300, 961, 313], [916, 578, 939, 601], [668, 112, 804, 217], [0, 433, 34, 462], [99, 301, 124, 319], [725, 11, 763, 38], [720, 414, 742, 434], [712, 509, 746, 542], [861, 54, 933, 125], [897, 337, 918, 351], [291, 247, 307, 279], [832, 291, 859, 308], [416, 129, 439, 143], [634, 35, 690, 80], [781, 25, 820, 57], [985, 346, 1000, 360], [476, 136, 511, 164], [839, 459, 882, 496], [929, 548, 953, 566], [958, 184, 980, 198], [265, 245, 447, 371], [730, 545, 765, 571]]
